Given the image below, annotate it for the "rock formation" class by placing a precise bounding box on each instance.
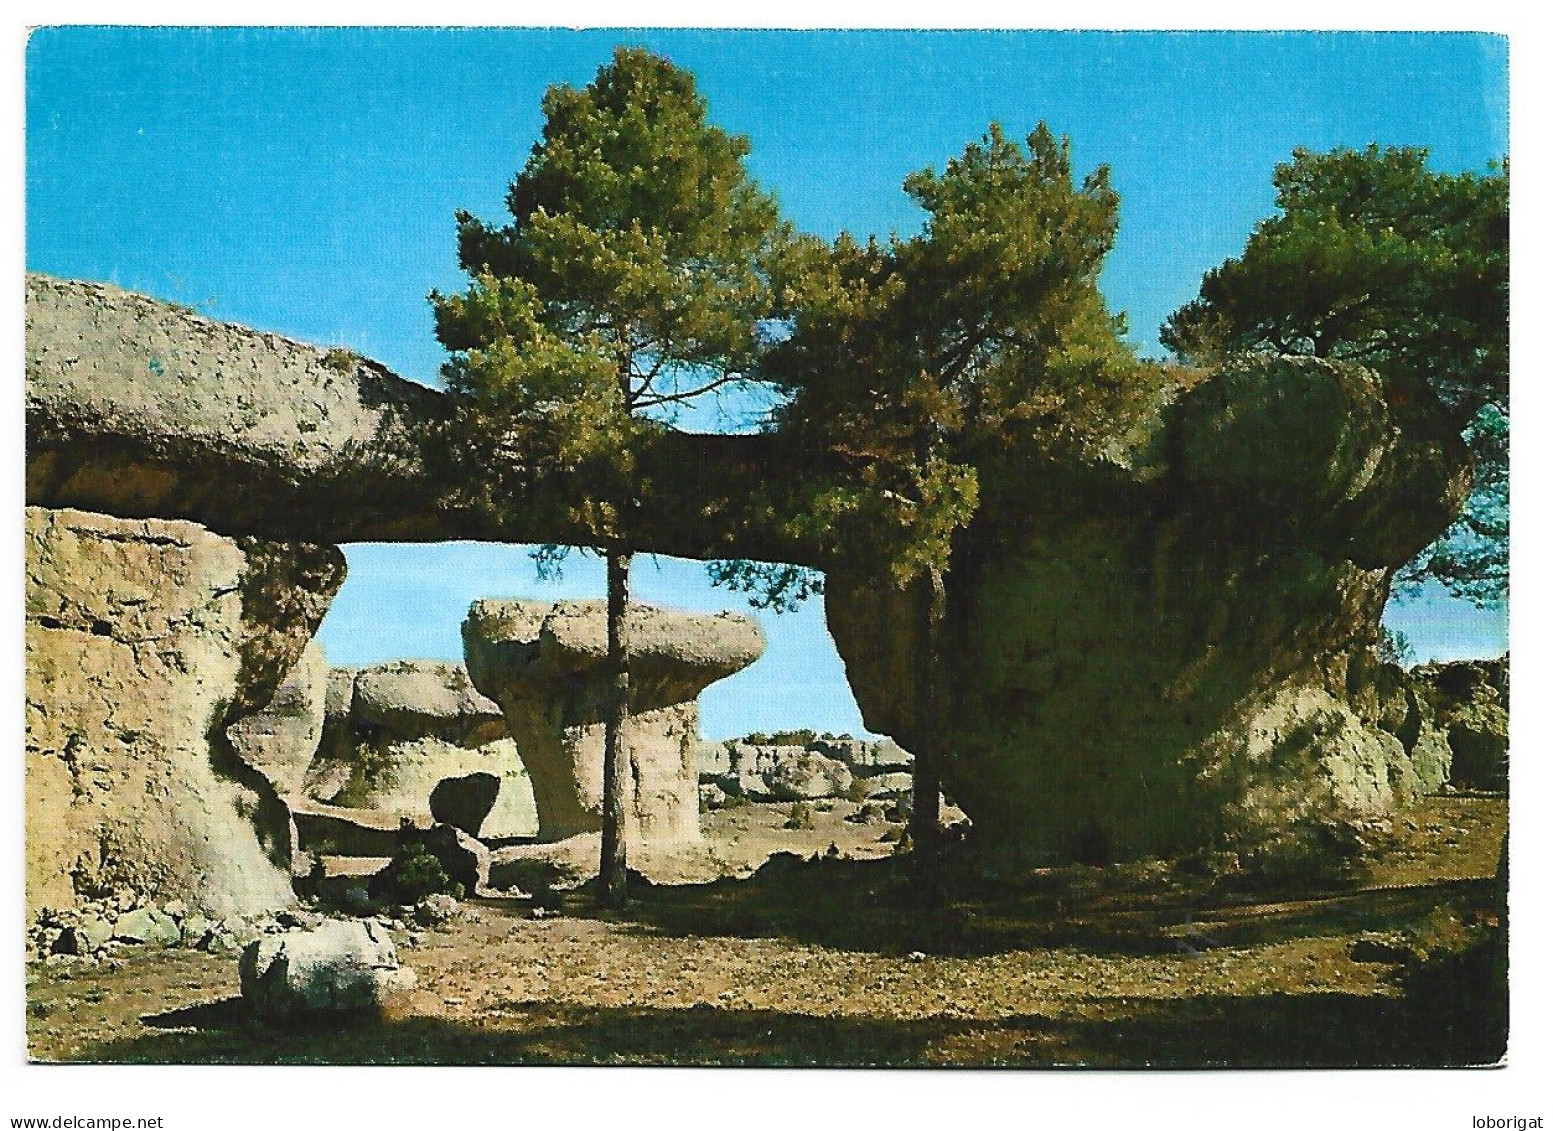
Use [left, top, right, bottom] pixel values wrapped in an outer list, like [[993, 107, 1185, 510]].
[[26, 276, 1483, 871], [698, 736, 914, 804], [226, 641, 330, 798], [25, 273, 805, 561], [826, 356, 1471, 866], [463, 600, 764, 846], [1414, 657, 1509, 790], [307, 660, 538, 839], [25, 506, 344, 918]]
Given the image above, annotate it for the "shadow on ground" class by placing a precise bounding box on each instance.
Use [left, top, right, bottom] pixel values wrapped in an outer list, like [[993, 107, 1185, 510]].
[[98, 982, 1504, 1068], [580, 850, 1504, 962]]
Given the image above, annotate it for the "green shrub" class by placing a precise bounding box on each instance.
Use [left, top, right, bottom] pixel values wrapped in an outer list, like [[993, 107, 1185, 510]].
[[322, 347, 359, 373], [373, 839, 462, 905], [782, 801, 814, 830]]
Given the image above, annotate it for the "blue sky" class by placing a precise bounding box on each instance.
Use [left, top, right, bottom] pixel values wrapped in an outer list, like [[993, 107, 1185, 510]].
[[26, 28, 1510, 737]]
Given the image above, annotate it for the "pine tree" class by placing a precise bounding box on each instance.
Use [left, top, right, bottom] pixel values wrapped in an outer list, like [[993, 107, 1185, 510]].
[[743, 123, 1143, 882], [432, 47, 783, 906], [1162, 145, 1508, 605]]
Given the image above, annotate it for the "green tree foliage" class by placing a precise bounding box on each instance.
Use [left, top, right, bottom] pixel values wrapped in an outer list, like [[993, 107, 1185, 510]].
[[1161, 145, 1509, 605], [431, 47, 783, 904], [747, 123, 1143, 589], [738, 123, 1144, 866]]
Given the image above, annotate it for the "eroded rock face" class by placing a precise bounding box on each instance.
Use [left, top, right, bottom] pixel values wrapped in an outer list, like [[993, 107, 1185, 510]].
[[25, 506, 344, 917], [25, 273, 810, 563], [226, 641, 330, 798], [1415, 657, 1509, 790], [826, 356, 1472, 866], [712, 744, 854, 802], [306, 661, 538, 839], [463, 600, 764, 846]]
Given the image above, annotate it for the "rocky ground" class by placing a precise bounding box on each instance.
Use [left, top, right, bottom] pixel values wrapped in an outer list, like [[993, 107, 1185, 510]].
[[26, 793, 1508, 1068]]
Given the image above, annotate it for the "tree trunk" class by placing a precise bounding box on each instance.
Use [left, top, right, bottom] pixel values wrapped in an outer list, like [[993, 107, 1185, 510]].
[[910, 566, 946, 884], [599, 545, 632, 908]]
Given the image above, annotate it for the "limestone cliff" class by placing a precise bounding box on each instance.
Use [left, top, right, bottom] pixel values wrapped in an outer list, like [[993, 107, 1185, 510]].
[[25, 506, 344, 917]]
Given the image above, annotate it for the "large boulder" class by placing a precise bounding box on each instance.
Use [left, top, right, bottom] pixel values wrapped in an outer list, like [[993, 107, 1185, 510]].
[[226, 641, 330, 798], [25, 506, 344, 918], [239, 919, 416, 1016], [463, 600, 764, 846], [305, 660, 538, 839]]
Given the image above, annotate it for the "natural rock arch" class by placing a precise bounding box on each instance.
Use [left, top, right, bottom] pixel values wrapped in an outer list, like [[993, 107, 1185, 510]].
[[25, 274, 1473, 872]]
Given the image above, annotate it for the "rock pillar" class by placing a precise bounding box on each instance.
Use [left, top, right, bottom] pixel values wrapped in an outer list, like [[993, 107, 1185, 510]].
[[25, 506, 344, 917]]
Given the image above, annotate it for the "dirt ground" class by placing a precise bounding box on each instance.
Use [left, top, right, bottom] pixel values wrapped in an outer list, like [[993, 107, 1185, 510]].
[[25, 794, 1509, 1068]]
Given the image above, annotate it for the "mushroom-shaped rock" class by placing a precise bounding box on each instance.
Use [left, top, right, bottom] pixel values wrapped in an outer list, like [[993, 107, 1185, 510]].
[[463, 599, 764, 846], [305, 660, 537, 839]]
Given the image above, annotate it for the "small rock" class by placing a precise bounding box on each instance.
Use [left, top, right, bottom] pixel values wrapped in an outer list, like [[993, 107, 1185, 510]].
[[112, 908, 181, 947], [161, 899, 188, 921], [414, 893, 458, 926]]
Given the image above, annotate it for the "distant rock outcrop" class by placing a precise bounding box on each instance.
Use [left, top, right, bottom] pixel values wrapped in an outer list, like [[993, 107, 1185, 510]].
[[24, 273, 809, 562], [26, 277, 1482, 872], [463, 600, 764, 846], [698, 736, 914, 804], [25, 506, 344, 918]]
